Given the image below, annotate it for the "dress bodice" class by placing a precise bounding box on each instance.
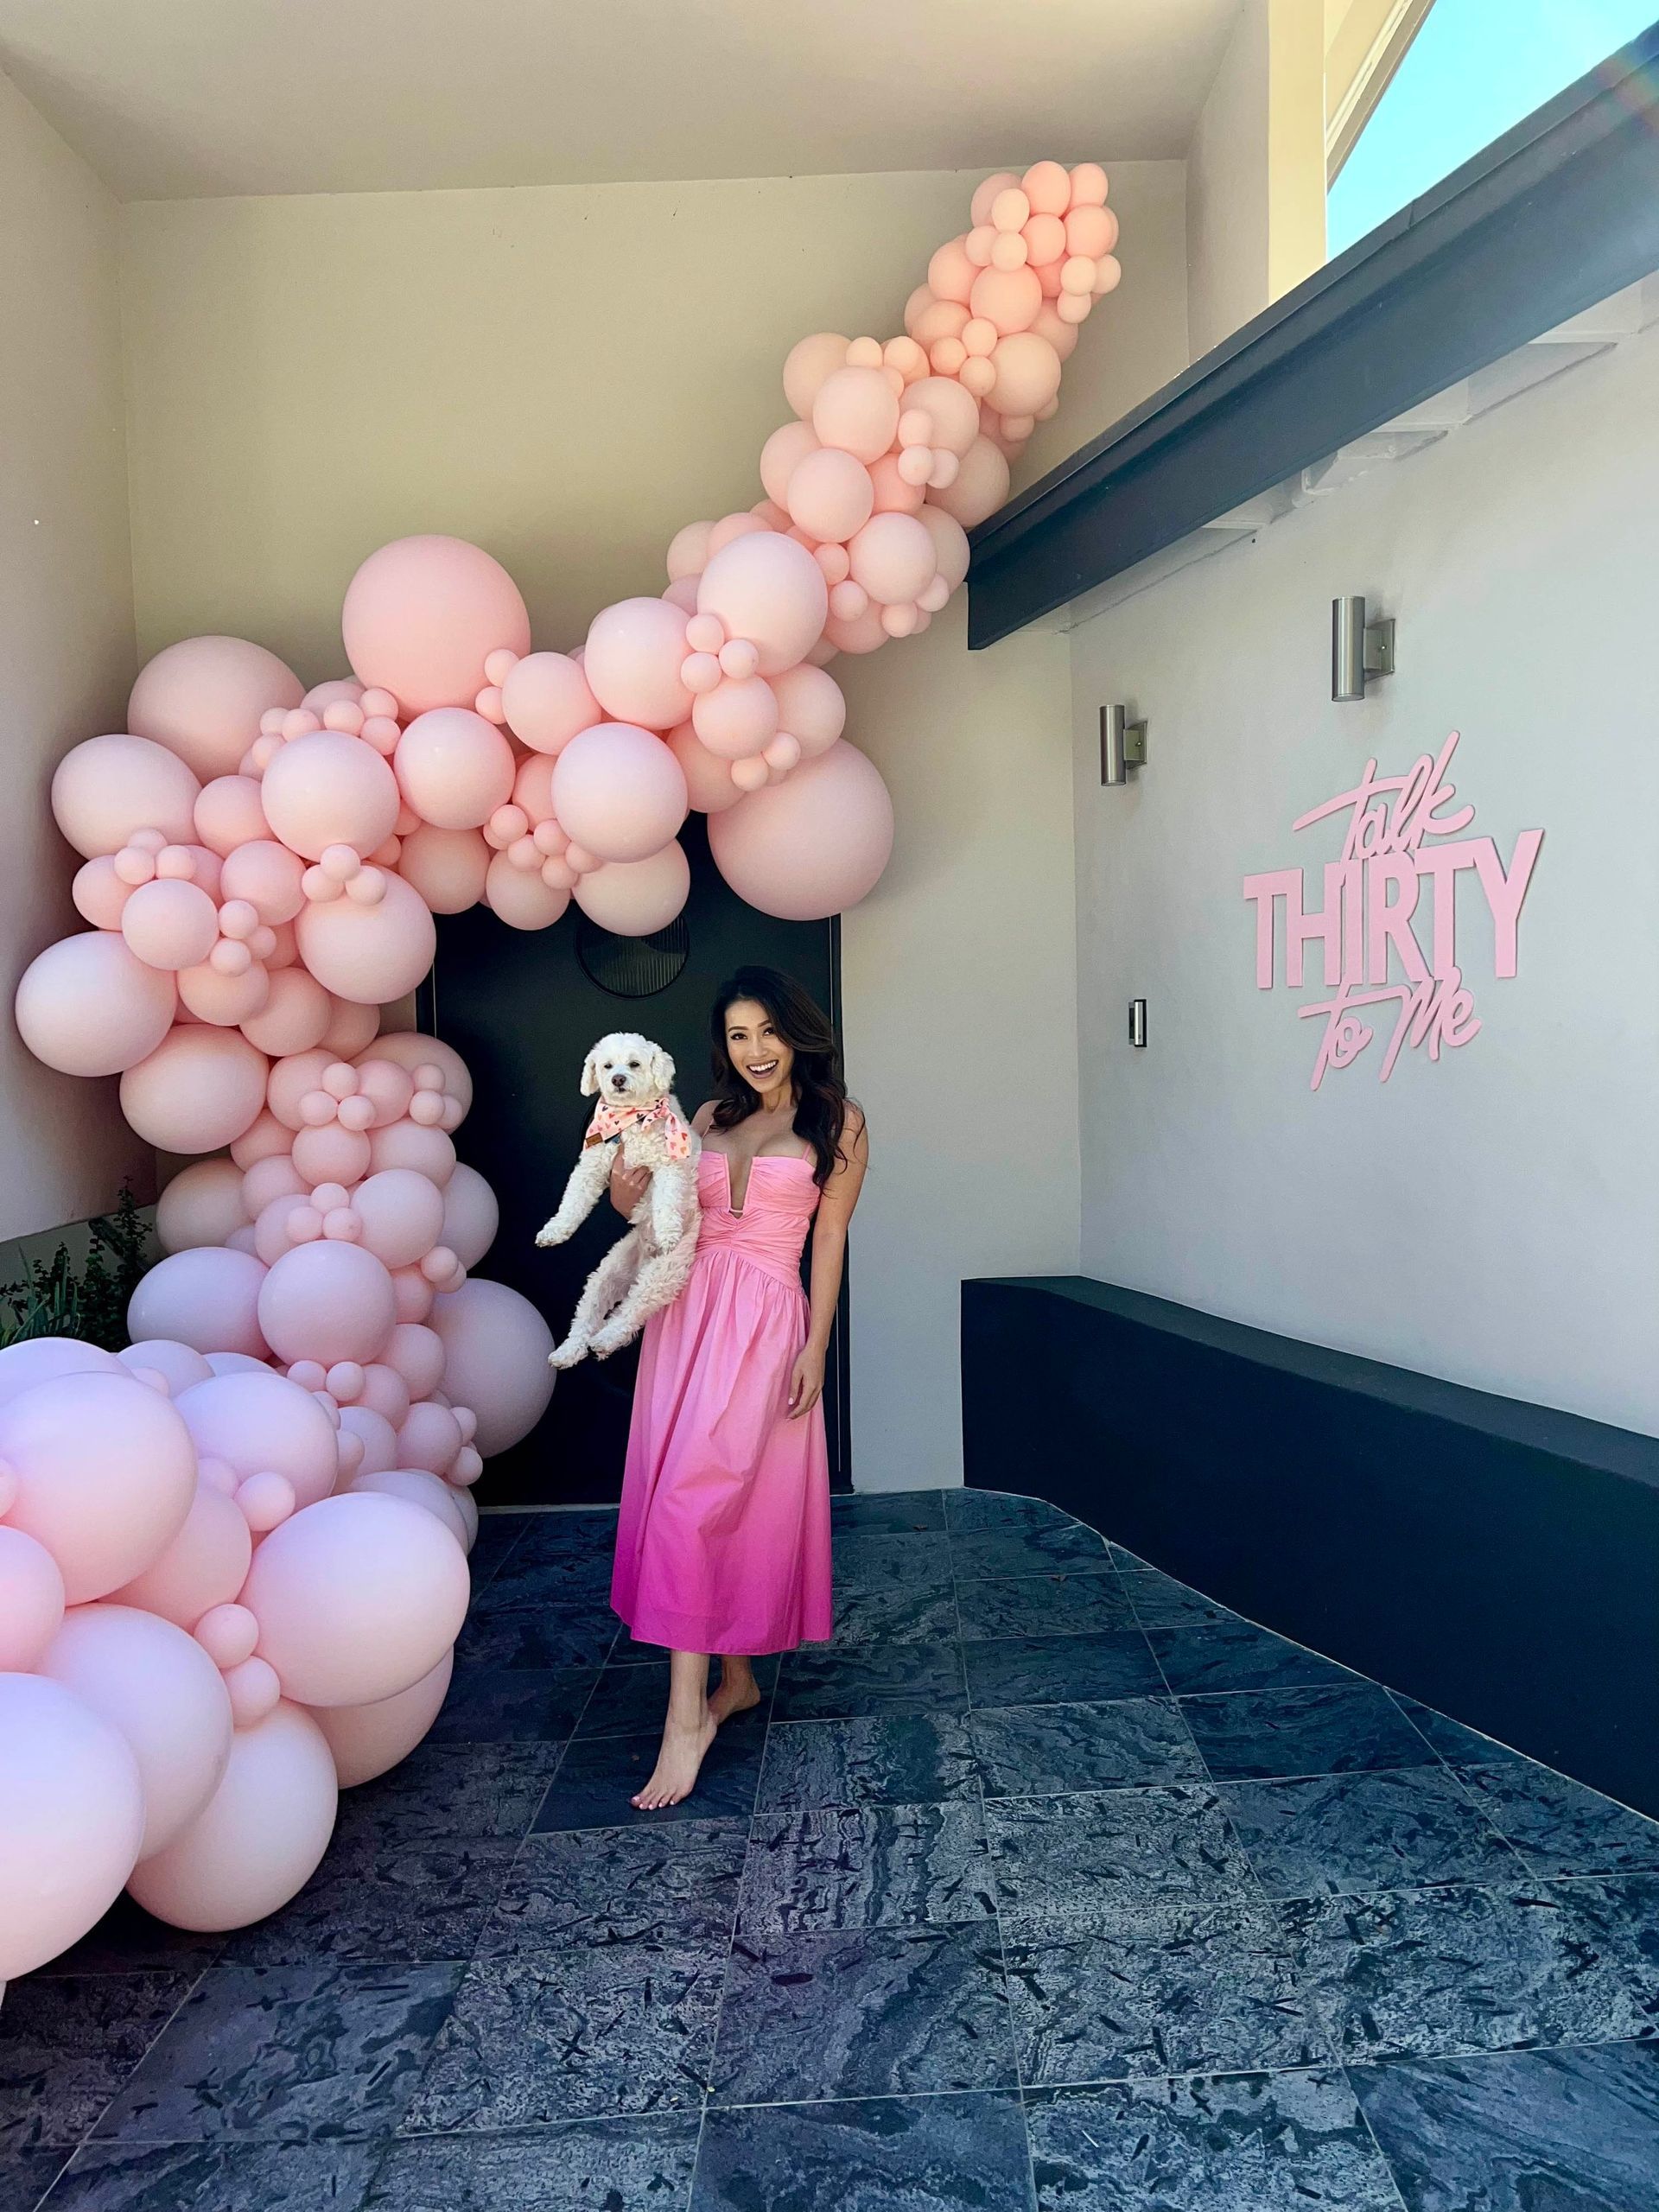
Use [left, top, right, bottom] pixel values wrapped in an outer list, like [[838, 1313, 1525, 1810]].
[[696, 1150, 818, 1290]]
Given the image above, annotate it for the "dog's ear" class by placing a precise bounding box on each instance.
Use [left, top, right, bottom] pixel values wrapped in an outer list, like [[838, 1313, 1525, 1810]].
[[580, 1048, 601, 1096], [648, 1045, 676, 1095]]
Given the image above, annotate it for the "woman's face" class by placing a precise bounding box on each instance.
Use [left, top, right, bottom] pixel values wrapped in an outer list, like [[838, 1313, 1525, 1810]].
[[723, 998, 794, 1096]]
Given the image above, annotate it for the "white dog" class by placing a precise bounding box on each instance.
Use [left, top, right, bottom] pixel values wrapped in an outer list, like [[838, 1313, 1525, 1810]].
[[536, 1032, 701, 1367]]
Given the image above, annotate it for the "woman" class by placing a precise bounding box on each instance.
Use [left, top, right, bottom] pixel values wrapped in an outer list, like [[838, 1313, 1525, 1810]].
[[607, 965, 867, 1808]]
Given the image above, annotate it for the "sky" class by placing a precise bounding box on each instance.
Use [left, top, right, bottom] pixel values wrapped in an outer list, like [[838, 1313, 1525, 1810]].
[[1327, 0, 1659, 254]]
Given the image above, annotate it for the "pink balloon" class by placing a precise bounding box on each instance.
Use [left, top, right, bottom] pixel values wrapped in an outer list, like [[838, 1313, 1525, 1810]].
[[71, 855, 134, 930], [342, 535, 530, 715], [0, 1337, 123, 1408], [927, 434, 1011, 527], [110, 1475, 252, 1628], [988, 330, 1063, 416], [353, 1167, 446, 1269], [691, 677, 779, 761], [178, 958, 270, 1028], [128, 1246, 270, 1358], [357, 1362, 411, 1428], [240, 967, 333, 1056], [176, 1369, 343, 1509], [397, 823, 491, 914], [310, 1648, 454, 1786], [0, 1371, 197, 1603], [382, 1322, 447, 1400], [697, 532, 829, 676], [291, 1122, 372, 1186], [429, 1277, 555, 1456], [499, 651, 601, 756], [550, 724, 688, 863], [786, 446, 875, 543], [347, 1465, 468, 1547], [16, 931, 177, 1077], [368, 1120, 457, 1185], [220, 839, 306, 925], [394, 709, 515, 830], [811, 365, 900, 464], [340, 1403, 399, 1475], [156, 1160, 249, 1252], [573, 841, 690, 937], [484, 854, 571, 931], [771, 664, 848, 759], [126, 1700, 338, 1933], [195, 1600, 259, 1668], [296, 871, 436, 1004], [242, 1156, 306, 1223], [439, 1164, 499, 1271], [40, 1605, 234, 1859], [318, 996, 382, 1058], [397, 1400, 464, 1476], [710, 739, 893, 919], [0, 1526, 66, 1669], [128, 635, 303, 782], [920, 505, 972, 590], [260, 731, 400, 861], [849, 512, 937, 606], [362, 1031, 474, 1117], [667, 722, 741, 813], [50, 734, 201, 859], [0, 1674, 145, 1977], [121, 1026, 269, 1153], [258, 1241, 397, 1367], [760, 417, 820, 504], [119, 1340, 216, 1395], [783, 332, 851, 418], [244, 1492, 468, 1707], [194, 773, 270, 856], [583, 600, 693, 730], [266, 1046, 334, 1129]]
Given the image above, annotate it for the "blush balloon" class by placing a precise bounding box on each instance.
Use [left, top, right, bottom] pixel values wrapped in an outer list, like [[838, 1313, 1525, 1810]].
[[925, 434, 1010, 528], [220, 839, 306, 925], [128, 635, 303, 782], [128, 1246, 270, 1358], [397, 1400, 464, 1476], [260, 731, 401, 861], [257, 1242, 397, 1368], [343, 535, 531, 716], [368, 1122, 457, 1186], [50, 734, 200, 861], [156, 1160, 249, 1253], [176, 1369, 343, 1509], [499, 651, 601, 756], [439, 1164, 499, 1270], [16, 932, 177, 1077], [0, 1675, 144, 1978], [709, 739, 893, 920], [240, 968, 333, 1056], [397, 824, 491, 914], [573, 842, 690, 937], [484, 854, 572, 931], [394, 709, 515, 830], [550, 724, 689, 863], [583, 599, 694, 729], [382, 1322, 447, 1401], [121, 1026, 269, 1154], [340, 1404, 399, 1476], [353, 1168, 446, 1269], [119, 1339, 215, 1395], [811, 365, 901, 464], [696, 532, 829, 677], [667, 723, 741, 813], [0, 1338, 124, 1409], [429, 1277, 556, 1457], [295, 870, 435, 1004], [194, 773, 270, 855], [360, 1032, 473, 1118], [347, 1466, 469, 1548], [310, 1649, 454, 1787], [770, 664, 847, 759], [110, 1476, 253, 1628], [71, 855, 133, 930], [0, 1527, 67, 1670], [783, 331, 851, 418]]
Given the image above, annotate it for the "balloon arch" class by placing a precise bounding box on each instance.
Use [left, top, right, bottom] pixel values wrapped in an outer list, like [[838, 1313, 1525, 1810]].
[[0, 162, 1121, 1979]]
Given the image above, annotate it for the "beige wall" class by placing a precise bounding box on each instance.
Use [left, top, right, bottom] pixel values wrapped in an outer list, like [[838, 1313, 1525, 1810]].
[[0, 72, 153, 1238]]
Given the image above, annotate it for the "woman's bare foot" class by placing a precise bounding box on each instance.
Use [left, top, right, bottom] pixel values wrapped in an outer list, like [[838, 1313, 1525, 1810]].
[[632, 1712, 717, 1809], [708, 1660, 762, 1726]]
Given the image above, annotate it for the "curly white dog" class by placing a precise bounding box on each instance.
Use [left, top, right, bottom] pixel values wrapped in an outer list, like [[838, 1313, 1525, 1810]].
[[536, 1031, 701, 1368]]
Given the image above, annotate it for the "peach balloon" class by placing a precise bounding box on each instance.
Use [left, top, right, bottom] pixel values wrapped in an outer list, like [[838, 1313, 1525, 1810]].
[[771, 664, 847, 759], [0, 1526, 67, 1670], [0, 1338, 122, 1409], [697, 532, 830, 676], [128, 635, 303, 782], [15, 932, 177, 1077], [904, 375, 982, 456], [583, 598, 694, 730], [353, 1167, 446, 1269], [383, 1321, 447, 1401], [291, 1121, 372, 1187], [760, 419, 820, 505], [368, 1121, 457, 1185], [0, 1674, 145, 1978], [128, 1246, 270, 1359], [110, 1476, 253, 1629], [220, 840, 306, 925], [364, 1032, 473, 1116], [72, 855, 132, 930], [989, 330, 1063, 416], [692, 676, 779, 761], [550, 723, 689, 863], [319, 997, 381, 1057], [928, 434, 1012, 528], [920, 505, 972, 590], [157, 1159, 249, 1252], [574, 841, 690, 937], [439, 1163, 499, 1271], [348, 1466, 469, 1548], [394, 709, 515, 830], [311, 1648, 454, 1786], [710, 740, 893, 921], [783, 331, 851, 419], [811, 365, 901, 465], [121, 1026, 269, 1153], [397, 823, 491, 913], [260, 731, 401, 861], [340, 1404, 399, 1476], [241, 968, 334, 1056], [178, 958, 270, 1027], [499, 651, 600, 756], [194, 1601, 259, 1669], [969, 263, 1043, 335], [429, 1276, 556, 1457], [295, 871, 436, 1004], [342, 535, 531, 715], [51, 734, 201, 859], [118, 1339, 216, 1394], [668, 723, 741, 813], [176, 1369, 343, 1509], [194, 775, 270, 856], [848, 512, 938, 607], [785, 447, 874, 544], [484, 855, 572, 931], [258, 1241, 397, 1368]]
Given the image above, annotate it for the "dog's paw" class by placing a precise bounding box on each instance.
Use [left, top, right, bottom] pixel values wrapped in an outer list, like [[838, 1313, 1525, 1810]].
[[589, 1325, 629, 1359], [548, 1340, 585, 1369]]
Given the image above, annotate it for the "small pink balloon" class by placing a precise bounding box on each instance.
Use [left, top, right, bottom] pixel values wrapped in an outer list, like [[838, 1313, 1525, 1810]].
[[194, 1601, 259, 1669], [311, 1648, 454, 1786], [16, 931, 178, 1077], [381, 1322, 447, 1400], [128, 635, 302, 783], [0, 1674, 145, 1978], [71, 855, 134, 930], [450, 1443, 485, 1488], [121, 1026, 269, 1154], [495, 650, 599, 757], [397, 1399, 464, 1477], [582, 598, 694, 730], [258, 1240, 398, 1368], [222, 1655, 284, 1729], [236, 1471, 297, 1532], [194, 774, 270, 856], [0, 1526, 67, 1669], [710, 739, 893, 920], [429, 1276, 556, 1457], [220, 839, 306, 926], [408, 1085, 445, 1126], [574, 841, 690, 938]]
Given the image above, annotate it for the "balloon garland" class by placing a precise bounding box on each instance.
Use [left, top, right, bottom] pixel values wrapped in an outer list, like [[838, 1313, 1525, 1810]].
[[0, 162, 1120, 1979]]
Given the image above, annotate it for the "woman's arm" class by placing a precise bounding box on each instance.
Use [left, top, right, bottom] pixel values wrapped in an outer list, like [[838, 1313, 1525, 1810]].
[[609, 1100, 715, 1216], [790, 1106, 868, 1418]]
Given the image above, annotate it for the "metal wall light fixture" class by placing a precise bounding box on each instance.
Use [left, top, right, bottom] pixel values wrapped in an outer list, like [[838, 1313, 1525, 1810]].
[[1332, 596, 1395, 701], [1100, 703, 1147, 785]]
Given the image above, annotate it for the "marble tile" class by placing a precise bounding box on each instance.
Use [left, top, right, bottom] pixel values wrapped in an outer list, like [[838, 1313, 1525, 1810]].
[[0, 1971, 201, 2150], [401, 1945, 724, 2129], [1283, 1878, 1659, 2063], [93, 1963, 461, 2144], [1119, 1568, 1238, 1630], [512, 1510, 621, 1565], [1179, 1682, 1429, 1781], [710, 1923, 1017, 2105], [575, 1657, 776, 1739], [365, 2116, 701, 2209], [1004, 1893, 1332, 2086], [1027, 2069, 1402, 2211], [477, 1549, 614, 1612], [480, 1821, 748, 1953], [961, 1630, 1164, 1710], [40, 2141, 382, 2210], [532, 1726, 765, 1833], [1452, 1759, 1659, 1878], [691, 2089, 1035, 2212], [942, 1490, 1077, 1533], [451, 1603, 619, 1674], [946, 1522, 1110, 1582], [833, 1532, 954, 1592], [739, 1802, 995, 1934], [1351, 2038, 1659, 2212], [0, 2150, 65, 2212], [1147, 1622, 1357, 1696], [972, 1698, 1203, 1799], [817, 1579, 958, 1647], [758, 1714, 982, 1812], [465, 1512, 533, 1584], [830, 1490, 947, 1533], [331, 1741, 560, 1847], [1108, 1543, 1151, 1568], [218, 1837, 519, 1967], [987, 1784, 1260, 1934], [1389, 1694, 1526, 1767], [43, 1898, 223, 1979], [428, 1666, 599, 1745], [773, 1640, 968, 1722], [1218, 1767, 1525, 1897], [954, 1570, 1138, 1640]]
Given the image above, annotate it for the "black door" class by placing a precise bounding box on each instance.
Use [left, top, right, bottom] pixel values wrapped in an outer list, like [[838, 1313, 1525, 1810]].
[[422, 814, 847, 1505]]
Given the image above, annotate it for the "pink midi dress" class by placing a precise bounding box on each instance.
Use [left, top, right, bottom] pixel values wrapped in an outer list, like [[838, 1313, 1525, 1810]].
[[611, 1149, 833, 1654]]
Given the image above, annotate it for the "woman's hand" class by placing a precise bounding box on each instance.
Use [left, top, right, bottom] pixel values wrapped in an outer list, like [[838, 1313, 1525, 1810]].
[[788, 1344, 826, 1420], [609, 1154, 652, 1218]]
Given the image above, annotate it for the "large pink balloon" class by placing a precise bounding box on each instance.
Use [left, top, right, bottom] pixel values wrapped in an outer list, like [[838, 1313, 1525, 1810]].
[[50, 733, 201, 859], [156, 1159, 249, 1253], [0, 1674, 144, 1977], [573, 842, 690, 937], [697, 532, 829, 675], [439, 1163, 499, 1270], [310, 1650, 454, 1787], [40, 1605, 234, 1859], [121, 1026, 268, 1152], [0, 1526, 67, 1669], [709, 740, 893, 919], [551, 724, 688, 863], [16, 931, 178, 1077], [128, 636, 303, 782], [111, 1476, 253, 1628], [583, 599, 693, 729], [429, 1277, 555, 1456], [120, 878, 219, 970], [395, 709, 515, 830], [0, 1371, 196, 1603], [397, 824, 491, 914], [295, 871, 436, 1004], [353, 1167, 446, 1269], [347, 1465, 469, 1548], [260, 731, 401, 861], [126, 1700, 337, 1933], [341, 535, 531, 715], [119, 1339, 216, 1394], [176, 1370, 342, 1509], [258, 1242, 397, 1367], [243, 1492, 469, 1707], [128, 1246, 270, 1358], [0, 1337, 123, 1408], [499, 652, 600, 755]]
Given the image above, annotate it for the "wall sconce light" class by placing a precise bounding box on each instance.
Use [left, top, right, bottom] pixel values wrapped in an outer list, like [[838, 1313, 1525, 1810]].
[[1128, 998, 1147, 1048], [1100, 704, 1147, 785], [1332, 596, 1395, 702]]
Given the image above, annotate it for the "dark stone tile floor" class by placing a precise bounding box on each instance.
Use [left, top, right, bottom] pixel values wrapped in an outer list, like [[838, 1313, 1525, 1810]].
[[4, 1489, 1658, 2210]]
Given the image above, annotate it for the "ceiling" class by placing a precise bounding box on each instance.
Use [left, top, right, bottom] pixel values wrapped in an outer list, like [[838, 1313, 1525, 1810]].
[[0, 0, 1243, 201]]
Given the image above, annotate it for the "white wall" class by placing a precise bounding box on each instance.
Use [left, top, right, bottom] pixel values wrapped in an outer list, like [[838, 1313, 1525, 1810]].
[[0, 72, 152, 1237], [1070, 324, 1659, 1435]]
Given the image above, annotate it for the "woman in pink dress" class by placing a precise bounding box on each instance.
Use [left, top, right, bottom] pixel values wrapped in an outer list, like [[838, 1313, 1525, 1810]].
[[608, 965, 868, 1808]]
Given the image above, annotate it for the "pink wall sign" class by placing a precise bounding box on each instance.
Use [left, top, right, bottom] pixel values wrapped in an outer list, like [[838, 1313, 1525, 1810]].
[[1243, 732, 1543, 1091]]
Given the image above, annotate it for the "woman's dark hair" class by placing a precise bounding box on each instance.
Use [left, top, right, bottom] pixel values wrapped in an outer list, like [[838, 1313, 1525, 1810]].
[[709, 966, 849, 1186]]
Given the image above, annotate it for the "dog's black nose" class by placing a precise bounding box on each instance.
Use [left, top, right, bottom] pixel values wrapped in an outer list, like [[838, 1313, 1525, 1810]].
[[611, 1072, 627, 1088]]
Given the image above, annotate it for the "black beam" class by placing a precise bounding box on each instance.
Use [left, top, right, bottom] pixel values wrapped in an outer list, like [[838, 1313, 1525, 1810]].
[[968, 21, 1659, 646]]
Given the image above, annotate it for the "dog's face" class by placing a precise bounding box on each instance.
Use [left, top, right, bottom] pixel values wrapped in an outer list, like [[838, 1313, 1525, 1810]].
[[582, 1031, 675, 1105]]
